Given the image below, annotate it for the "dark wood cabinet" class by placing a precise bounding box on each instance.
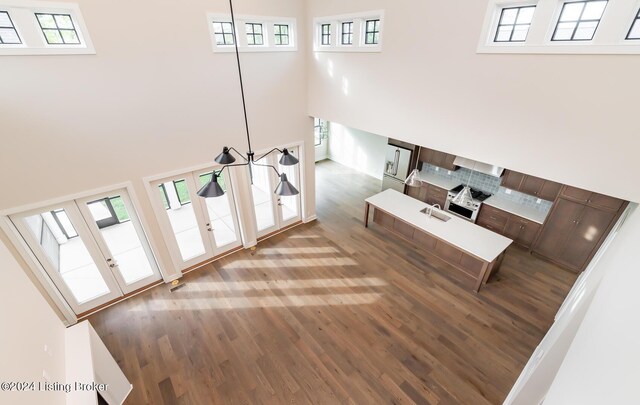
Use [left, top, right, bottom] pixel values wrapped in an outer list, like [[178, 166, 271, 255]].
[[413, 229, 437, 251], [419, 147, 457, 171], [477, 205, 541, 249], [501, 170, 526, 191], [405, 183, 447, 208], [393, 220, 415, 240], [501, 170, 562, 201], [533, 197, 624, 273], [373, 209, 395, 231], [560, 186, 624, 213]]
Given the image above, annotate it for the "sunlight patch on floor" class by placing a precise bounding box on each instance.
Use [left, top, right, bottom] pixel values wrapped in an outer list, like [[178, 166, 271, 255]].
[[191, 277, 387, 292], [223, 257, 357, 269], [256, 247, 340, 255]]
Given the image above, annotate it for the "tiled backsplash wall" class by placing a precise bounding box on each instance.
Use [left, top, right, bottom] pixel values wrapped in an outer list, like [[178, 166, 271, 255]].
[[420, 163, 553, 214]]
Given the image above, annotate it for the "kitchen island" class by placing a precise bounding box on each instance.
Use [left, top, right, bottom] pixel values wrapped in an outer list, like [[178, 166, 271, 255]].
[[364, 189, 512, 292]]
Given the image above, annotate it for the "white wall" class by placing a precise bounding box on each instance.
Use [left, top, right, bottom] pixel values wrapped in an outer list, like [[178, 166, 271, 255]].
[[314, 134, 328, 162], [327, 122, 387, 180], [542, 204, 640, 404], [0, 238, 66, 405], [0, 0, 314, 284], [306, 0, 640, 203]]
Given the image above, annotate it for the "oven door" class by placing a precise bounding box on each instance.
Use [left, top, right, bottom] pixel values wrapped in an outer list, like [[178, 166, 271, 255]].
[[445, 201, 475, 221]]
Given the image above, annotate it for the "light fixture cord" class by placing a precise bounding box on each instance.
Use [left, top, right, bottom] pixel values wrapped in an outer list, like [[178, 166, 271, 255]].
[[229, 0, 253, 155]]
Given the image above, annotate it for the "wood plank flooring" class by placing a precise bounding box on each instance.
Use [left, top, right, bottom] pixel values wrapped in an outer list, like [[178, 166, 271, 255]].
[[89, 159, 577, 404]]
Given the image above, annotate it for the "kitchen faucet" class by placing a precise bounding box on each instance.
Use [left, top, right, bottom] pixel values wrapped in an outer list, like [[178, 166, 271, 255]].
[[425, 204, 441, 219]]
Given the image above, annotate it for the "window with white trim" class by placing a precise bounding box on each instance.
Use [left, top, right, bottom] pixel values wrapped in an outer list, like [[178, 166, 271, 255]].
[[494, 6, 536, 42], [0, 10, 20, 44], [551, 0, 608, 41], [245, 22, 264, 45], [321, 23, 330, 45], [274, 24, 289, 45], [213, 21, 234, 45], [626, 8, 640, 40], [341, 22, 353, 45], [314, 11, 383, 52]]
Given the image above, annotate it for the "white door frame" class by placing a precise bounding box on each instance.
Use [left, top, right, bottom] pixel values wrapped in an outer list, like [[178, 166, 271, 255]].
[[10, 201, 123, 315], [76, 189, 162, 294], [0, 181, 167, 325]]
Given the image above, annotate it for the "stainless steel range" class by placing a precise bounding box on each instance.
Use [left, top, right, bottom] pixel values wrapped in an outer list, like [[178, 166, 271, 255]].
[[444, 185, 492, 223]]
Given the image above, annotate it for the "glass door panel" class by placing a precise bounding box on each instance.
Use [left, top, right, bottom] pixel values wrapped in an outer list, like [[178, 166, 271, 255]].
[[277, 147, 301, 225], [197, 170, 241, 250], [160, 179, 207, 262], [12, 203, 121, 314], [78, 191, 161, 292], [250, 163, 278, 236]]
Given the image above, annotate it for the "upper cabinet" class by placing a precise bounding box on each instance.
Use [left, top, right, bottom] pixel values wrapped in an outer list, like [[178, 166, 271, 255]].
[[501, 170, 562, 201], [560, 186, 625, 213], [419, 147, 457, 171]]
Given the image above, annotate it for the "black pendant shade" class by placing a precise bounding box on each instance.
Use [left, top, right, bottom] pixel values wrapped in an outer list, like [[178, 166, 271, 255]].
[[197, 173, 225, 198], [274, 173, 299, 196], [279, 148, 299, 166], [215, 147, 236, 165]]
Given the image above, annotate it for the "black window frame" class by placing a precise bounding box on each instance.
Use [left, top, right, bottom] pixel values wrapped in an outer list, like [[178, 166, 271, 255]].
[[245, 22, 264, 46], [51, 209, 78, 239], [0, 10, 21, 45], [35, 12, 81, 45], [626, 8, 640, 40], [341, 21, 353, 45], [274, 23, 290, 46], [493, 5, 536, 43], [364, 19, 380, 45], [551, 0, 608, 42], [158, 184, 171, 210], [321, 23, 331, 45], [213, 21, 234, 46]]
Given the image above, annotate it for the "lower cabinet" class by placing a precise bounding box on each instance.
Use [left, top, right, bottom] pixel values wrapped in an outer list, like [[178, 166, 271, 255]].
[[405, 183, 447, 208], [371, 208, 502, 291], [476, 205, 541, 249]]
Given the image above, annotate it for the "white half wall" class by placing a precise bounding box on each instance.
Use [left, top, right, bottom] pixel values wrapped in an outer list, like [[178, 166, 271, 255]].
[[327, 122, 387, 180], [0, 238, 66, 405], [542, 204, 640, 404]]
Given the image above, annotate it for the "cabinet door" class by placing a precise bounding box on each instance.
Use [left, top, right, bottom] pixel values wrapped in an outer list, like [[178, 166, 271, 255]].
[[559, 206, 616, 271], [393, 220, 415, 240], [407, 185, 426, 202], [425, 185, 447, 207], [501, 170, 526, 191], [443, 154, 457, 171], [520, 175, 545, 197], [533, 198, 583, 258], [419, 147, 434, 164], [373, 209, 395, 230], [435, 241, 463, 264], [538, 180, 562, 201], [561, 186, 591, 204], [413, 229, 437, 251], [588, 192, 624, 212], [503, 217, 523, 241], [430, 150, 446, 168], [519, 221, 542, 248]]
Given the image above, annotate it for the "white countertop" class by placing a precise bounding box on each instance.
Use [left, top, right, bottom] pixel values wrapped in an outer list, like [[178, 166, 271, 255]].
[[366, 189, 512, 262], [483, 195, 549, 224], [416, 171, 461, 191]]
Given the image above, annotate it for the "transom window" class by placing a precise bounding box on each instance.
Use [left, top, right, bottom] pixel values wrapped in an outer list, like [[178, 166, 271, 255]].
[[364, 19, 380, 44], [626, 9, 640, 40], [341, 22, 353, 45], [245, 23, 264, 45], [213, 21, 234, 45], [494, 6, 535, 42], [0, 11, 21, 44], [274, 24, 289, 45], [35, 13, 80, 45], [321, 23, 331, 45], [552, 0, 608, 41]]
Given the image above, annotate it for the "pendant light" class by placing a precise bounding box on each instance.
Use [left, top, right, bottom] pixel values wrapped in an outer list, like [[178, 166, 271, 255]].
[[452, 162, 476, 206], [197, 0, 300, 199], [405, 169, 422, 187]]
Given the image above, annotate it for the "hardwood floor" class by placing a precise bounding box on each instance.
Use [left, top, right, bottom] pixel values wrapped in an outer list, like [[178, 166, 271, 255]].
[[89, 159, 577, 405]]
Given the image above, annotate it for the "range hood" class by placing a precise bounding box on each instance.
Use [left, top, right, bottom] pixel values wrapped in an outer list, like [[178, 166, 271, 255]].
[[453, 156, 504, 178]]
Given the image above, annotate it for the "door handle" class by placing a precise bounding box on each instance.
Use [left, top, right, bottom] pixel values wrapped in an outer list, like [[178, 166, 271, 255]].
[[109, 263, 116, 268], [207, 227, 213, 231]]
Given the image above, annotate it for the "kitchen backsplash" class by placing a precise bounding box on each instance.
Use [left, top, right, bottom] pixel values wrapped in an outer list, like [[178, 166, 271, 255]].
[[420, 163, 554, 214]]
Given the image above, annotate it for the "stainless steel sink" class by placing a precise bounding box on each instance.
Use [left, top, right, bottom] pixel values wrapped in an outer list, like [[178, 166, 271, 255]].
[[419, 207, 451, 222]]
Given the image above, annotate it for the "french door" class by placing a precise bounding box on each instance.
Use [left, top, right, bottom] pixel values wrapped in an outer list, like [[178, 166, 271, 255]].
[[250, 146, 302, 238], [11, 189, 161, 315], [150, 167, 242, 271]]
